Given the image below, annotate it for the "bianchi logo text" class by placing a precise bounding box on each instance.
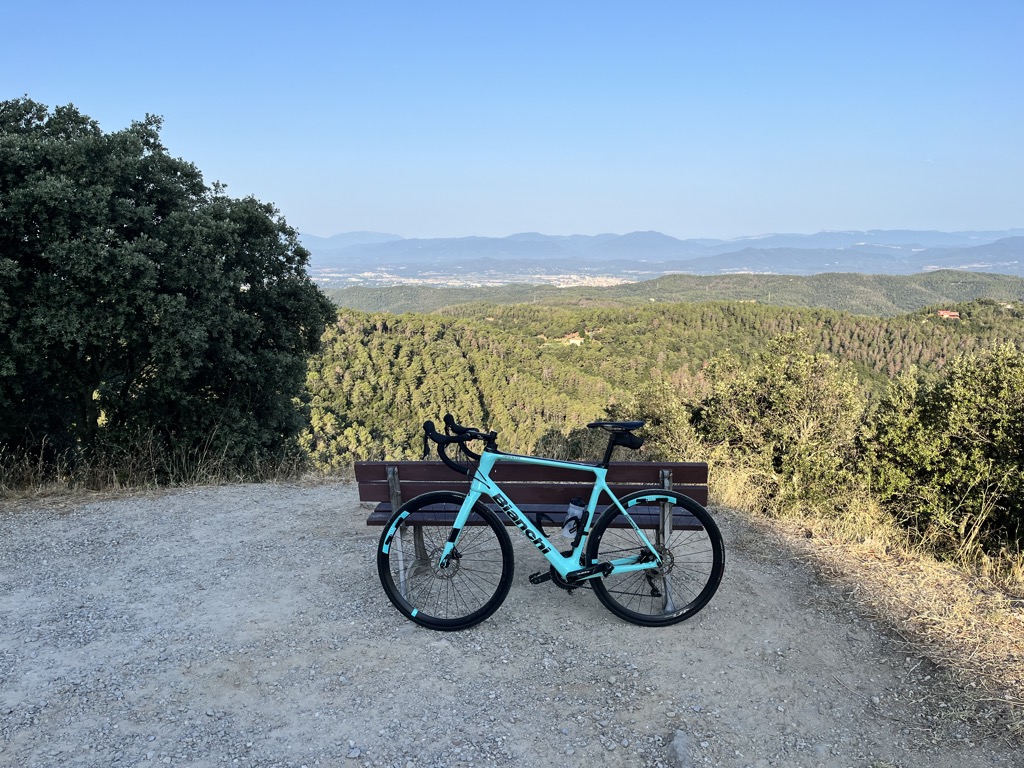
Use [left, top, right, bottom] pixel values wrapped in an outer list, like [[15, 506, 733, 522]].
[[492, 493, 551, 554]]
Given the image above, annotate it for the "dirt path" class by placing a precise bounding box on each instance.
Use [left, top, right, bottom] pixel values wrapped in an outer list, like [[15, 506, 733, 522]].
[[1, 482, 1019, 767]]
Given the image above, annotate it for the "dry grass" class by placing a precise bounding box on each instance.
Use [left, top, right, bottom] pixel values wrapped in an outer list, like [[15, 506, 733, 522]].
[[0, 438, 313, 502], [711, 468, 1024, 740]]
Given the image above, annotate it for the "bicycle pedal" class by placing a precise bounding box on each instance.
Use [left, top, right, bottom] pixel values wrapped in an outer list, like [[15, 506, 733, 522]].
[[529, 571, 552, 585]]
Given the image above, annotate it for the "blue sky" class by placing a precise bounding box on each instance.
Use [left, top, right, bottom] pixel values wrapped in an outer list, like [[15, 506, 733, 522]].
[[4, 1, 1022, 239]]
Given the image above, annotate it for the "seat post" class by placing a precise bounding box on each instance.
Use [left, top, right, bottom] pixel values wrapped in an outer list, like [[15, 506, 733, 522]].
[[598, 436, 617, 468]]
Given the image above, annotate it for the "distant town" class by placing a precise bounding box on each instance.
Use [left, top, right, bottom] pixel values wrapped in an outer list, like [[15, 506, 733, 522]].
[[311, 269, 636, 289], [300, 229, 1024, 286]]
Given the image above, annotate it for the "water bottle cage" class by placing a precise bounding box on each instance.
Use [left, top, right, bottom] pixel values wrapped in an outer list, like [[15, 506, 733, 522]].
[[533, 512, 557, 539], [560, 498, 587, 545]]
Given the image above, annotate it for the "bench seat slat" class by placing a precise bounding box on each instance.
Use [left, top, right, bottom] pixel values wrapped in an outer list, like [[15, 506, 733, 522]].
[[365, 503, 702, 531], [358, 480, 707, 506]]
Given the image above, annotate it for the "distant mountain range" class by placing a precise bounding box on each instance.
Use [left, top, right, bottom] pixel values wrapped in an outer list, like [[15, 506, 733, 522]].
[[299, 229, 1024, 283]]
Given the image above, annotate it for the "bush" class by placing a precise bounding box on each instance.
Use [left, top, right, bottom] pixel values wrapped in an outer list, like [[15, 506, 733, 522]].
[[867, 343, 1024, 555], [690, 333, 867, 514], [0, 98, 334, 484]]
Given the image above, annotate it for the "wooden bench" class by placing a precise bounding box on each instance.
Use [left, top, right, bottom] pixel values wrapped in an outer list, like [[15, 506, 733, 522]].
[[358, 460, 709, 530]]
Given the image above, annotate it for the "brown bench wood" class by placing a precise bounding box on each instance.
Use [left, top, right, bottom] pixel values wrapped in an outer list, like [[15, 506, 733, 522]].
[[359, 460, 708, 530]]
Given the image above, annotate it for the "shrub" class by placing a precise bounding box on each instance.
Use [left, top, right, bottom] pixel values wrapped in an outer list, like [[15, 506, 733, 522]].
[[867, 343, 1024, 554], [690, 333, 867, 514]]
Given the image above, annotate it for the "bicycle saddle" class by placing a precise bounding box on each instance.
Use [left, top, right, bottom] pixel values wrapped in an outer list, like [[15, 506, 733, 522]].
[[586, 420, 645, 433]]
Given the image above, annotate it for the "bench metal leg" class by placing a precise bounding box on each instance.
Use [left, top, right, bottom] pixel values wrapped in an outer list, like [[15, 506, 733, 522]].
[[659, 469, 677, 613], [394, 527, 433, 600], [396, 528, 408, 596], [388, 465, 430, 597], [411, 527, 430, 584]]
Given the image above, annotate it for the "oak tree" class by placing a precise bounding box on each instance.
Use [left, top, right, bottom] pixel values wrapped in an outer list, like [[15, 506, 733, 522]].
[[0, 98, 334, 479]]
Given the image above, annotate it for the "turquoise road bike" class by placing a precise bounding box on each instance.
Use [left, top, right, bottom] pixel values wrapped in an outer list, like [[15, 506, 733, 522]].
[[376, 416, 725, 631]]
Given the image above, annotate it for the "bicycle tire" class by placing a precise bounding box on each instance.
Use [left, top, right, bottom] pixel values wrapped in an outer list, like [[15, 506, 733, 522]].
[[377, 491, 514, 631], [587, 489, 724, 626]]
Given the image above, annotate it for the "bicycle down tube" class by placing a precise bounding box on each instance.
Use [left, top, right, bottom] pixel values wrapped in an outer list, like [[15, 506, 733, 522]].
[[437, 449, 663, 580]]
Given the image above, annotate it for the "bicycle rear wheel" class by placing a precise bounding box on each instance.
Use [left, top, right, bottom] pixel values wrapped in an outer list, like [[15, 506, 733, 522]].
[[587, 489, 724, 626], [377, 492, 514, 631]]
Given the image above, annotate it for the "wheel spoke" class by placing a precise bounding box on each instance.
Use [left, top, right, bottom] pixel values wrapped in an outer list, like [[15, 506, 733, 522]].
[[377, 494, 514, 630], [588, 491, 724, 626]]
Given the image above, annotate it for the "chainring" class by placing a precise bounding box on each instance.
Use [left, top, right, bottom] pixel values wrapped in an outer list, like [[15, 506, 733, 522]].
[[550, 551, 584, 592]]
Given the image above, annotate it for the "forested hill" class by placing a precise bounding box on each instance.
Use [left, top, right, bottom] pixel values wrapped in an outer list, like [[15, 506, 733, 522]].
[[302, 298, 1024, 467], [324, 270, 1024, 316]]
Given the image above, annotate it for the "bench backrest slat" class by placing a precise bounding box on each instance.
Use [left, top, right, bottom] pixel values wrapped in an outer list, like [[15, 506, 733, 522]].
[[356, 460, 709, 507]]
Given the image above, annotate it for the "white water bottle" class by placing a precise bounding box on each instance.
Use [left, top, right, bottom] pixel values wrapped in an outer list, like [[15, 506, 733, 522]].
[[560, 497, 586, 539]]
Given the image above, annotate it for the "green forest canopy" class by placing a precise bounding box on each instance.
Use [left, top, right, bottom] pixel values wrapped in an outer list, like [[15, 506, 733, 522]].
[[325, 270, 1024, 316], [304, 298, 1024, 464]]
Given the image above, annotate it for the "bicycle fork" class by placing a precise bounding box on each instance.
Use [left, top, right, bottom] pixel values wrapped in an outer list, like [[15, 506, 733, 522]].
[[437, 488, 491, 568]]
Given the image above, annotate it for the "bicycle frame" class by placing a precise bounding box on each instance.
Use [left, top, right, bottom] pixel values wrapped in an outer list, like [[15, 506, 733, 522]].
[[436, 449, 664, 580]]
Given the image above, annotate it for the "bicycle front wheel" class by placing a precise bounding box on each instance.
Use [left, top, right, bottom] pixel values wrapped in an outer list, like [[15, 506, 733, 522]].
[[587, 489, 724, 626], [377, 492, 514, 631]]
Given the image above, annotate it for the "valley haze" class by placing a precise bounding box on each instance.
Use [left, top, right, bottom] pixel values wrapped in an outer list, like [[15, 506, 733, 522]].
[[300, 229, 1024, 288]]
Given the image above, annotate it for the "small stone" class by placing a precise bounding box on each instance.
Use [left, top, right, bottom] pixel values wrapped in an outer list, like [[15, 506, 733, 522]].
[[670, 730, 695, 768], [346, 747, 361, 758]]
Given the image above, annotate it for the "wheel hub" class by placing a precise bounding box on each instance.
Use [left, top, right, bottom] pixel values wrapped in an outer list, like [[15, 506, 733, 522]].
[[432, 547, 461, 578], [654, 544, 675, 575]]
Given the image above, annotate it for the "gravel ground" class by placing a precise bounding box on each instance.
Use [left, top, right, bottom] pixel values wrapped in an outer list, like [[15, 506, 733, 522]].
[[1, 482, 1020, 768]]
